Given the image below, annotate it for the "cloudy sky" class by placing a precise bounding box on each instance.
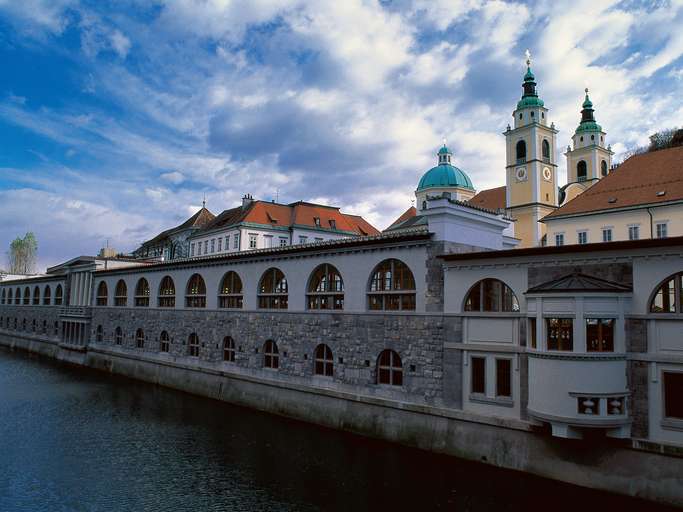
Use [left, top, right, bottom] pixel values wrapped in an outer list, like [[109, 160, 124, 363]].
[[1, 0, 682, 270]]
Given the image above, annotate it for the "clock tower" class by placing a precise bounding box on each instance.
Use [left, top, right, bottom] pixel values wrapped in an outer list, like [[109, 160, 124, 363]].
[[505, 51, 558, 247]]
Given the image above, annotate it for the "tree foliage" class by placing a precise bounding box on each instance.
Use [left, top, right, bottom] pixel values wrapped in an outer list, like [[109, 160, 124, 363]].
[[8, 232, 38, 274]]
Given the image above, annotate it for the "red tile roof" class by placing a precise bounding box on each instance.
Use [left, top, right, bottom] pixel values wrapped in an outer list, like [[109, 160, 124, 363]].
[[140, 207, 216, 246], [544, 145, 683, 220], [385, 206, 416, 230], [467, 186, 506, 211]]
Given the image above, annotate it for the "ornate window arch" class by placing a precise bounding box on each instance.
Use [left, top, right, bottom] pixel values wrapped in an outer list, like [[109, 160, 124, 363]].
[[158, 276, 176, 308], [516, 140, 527, 162], [188, 333, 200, 357], [43, 285, 51, 305], [263, 340, 279, 369], [463, 279, 519, 312], [377, 349, 403, 386], [33, 286, 40, 305], [314, 344, 334, 377], [650, 272, 683, 313], [23, 286, 30, 305], [135, 278, 150, 307], [114, 280, 127, 307], [258, 268, 288, 309], [577, 160, 587, 182], [135, 328, 145, 348], [186, 274, 206, 308], [159, 331, 170, 353], [223, 336, 236, 362], [368, 259, 416, 311], [307, 264, 344, 310], [218, 271, 243, 309], [96, 281, 108, 306]]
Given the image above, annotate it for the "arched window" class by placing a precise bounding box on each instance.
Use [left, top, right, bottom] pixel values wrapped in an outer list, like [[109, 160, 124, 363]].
[[223, 336, 236, 362], [464, 279, 519, 312], [258, 268, 288, 309], [96, 325, 103, 342], [135, 328, 145, 348], [114, 280, 127, 307], [188, 333, 200, 357], [159, 331, 170, 352], [516, 140, 527, 162], [23, 286, 30, 305], [542, 139, 550, 160], [1, 289, 5, 305], [368, 259, 416, 311], [6, 289, 12, 305], [314, 344, 333, 377], [377, 350, 403, 386], [218, 272, 243, 309], [43, 285, 51, 305], [601, 160, 608, 177], [307, 264, 344, 310], [185, 274, 206, 308], [96, 282, 108, 306], [22, 318, 26, 331], [15, 287, 20, 305], [158, 276, 175, 308], [134, 278, 150, 307], [33, 286, 40, 305], [577, 160, 587, 182], [263, 340, 279, 369], [55, 285, 63, 306], [650, 273, 683, 313], [115, 326, 123, 345]]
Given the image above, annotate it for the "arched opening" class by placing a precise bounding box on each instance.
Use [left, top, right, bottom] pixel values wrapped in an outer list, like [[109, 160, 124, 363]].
[[218, 271, 243, 309], [23, 287, 30, 305], [159, 331, 170, 352], [314, 344, 334, 376], [650, 272, 683, 313], [377, 349, 403, 386], [115, 326, 123, 345], [14, 287, 20, 305], [258, 268, 288, 309], [188, 333, 200, 357], [263, 340, 279, 369], [185, 274, 206, 308], [43, 285, 51, 305], [1, 289, 5, 305], [33, 286, 40, 305], [158, 276, 176, 308], [577, 160, 587, 182], [542, 139, 550, 161], [135, 278, 150, 307], [307, 264, 344, 310], [464, 279, 519, 312], [601, 160, 608, 177], [516, 140, 527, 163], [223, 336, 236, 362], [135, 328, 145, 348], [114, 280, 127, 307], [54, 285, 63, 306], [96, 281, 108, 306], [368, 259, 416, 311], [96, 325, 103, 342], [6, 289, 11, 305]]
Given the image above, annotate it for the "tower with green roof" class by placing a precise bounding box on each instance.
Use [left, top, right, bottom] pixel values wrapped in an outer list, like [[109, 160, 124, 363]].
[[565, 88, 613, 187], [504, 50, 558, 248]]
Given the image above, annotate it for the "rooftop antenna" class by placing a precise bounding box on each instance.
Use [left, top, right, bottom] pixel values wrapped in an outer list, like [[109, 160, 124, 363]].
[[202, 193, 206, 209]]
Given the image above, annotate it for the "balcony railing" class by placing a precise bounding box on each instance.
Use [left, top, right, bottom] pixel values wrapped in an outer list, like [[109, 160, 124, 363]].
[[59, 306, 91, 318], [573, 393, 628, 417]]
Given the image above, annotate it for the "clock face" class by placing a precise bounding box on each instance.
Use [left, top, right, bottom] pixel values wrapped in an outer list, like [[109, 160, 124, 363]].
[[516, 167, 527, 181], [543, 167, 552, 181]]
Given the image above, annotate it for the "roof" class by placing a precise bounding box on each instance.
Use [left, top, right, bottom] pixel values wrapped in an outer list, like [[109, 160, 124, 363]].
[[417, 164, 474, 191], [139, 207, 216, 248], [385, 206, 416, 231], [195, 200, 380, 237], [526, 272, 632, 294], [543, 145, 683, 220], [467, 186, 506, 211]]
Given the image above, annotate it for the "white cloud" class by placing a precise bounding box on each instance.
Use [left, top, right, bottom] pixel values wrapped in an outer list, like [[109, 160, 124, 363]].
[[160, 171, 185, 184], [109, 30, 131, 59]]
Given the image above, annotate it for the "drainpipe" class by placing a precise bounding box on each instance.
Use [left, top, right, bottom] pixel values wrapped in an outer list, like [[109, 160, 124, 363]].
[[647, 207, 654, 239]]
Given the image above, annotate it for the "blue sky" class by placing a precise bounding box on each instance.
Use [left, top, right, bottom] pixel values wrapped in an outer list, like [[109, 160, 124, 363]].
[[1, 0, 682, 270]]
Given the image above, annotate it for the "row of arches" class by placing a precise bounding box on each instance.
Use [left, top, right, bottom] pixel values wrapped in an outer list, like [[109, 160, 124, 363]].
[[1, 316, 59, 336], [515, 139, 551, 163], [95, 259, 417, 311], [576, 159, 609, 181], [0, 284, 63, 306], [97, 326, 404, 385]]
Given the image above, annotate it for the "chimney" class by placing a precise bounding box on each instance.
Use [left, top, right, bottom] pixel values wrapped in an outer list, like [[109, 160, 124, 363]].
[[242, 193, 254, 210]]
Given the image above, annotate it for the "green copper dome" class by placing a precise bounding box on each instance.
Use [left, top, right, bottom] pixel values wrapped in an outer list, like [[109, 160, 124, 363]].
[[417, 164, 474, 191], [517, 96, 545, 109], [524, 67, 535, 82], [517, 64, 544, 110]]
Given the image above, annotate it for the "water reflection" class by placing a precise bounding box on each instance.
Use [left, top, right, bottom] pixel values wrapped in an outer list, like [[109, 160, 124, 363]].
[[0, 347, 674, 511]]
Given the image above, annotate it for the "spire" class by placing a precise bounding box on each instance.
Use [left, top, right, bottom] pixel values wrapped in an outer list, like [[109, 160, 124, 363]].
[[576, 87, 602, 133], [202, 193, 206, 209], [517, 50, 544, 109]]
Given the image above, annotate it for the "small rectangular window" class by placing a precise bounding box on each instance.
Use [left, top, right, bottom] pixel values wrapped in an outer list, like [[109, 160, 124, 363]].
[[217, 238, 222, 252], [210, 239, 215, 253], [628, 225, 639, 240], [314, 217, 321, 227], [555, 233, 564, 246], [586, 318, 614, 352], [656, 223, 668, 239], [546, 318, 573, 351], [225, 236, 229, 251], [496, 359, 511, 397], [279, 237, 288, 247], [204, 241, 208, 253], [578, 231, 587, 244], [329, 219, 336, 229], [190, 243, 195, 256], [664, 372, 683, 419], [197, 243, 201, 255], [249, 234, 257, 249], [529, 317, 537, 349], [299, 236, 308, 245], [471, 357, 486, 394], [233, 234, 239, 249], [602, 229, 612, 242]]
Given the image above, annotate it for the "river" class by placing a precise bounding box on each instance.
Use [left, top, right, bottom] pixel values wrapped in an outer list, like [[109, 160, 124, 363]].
[[0, 346, 673, 511]]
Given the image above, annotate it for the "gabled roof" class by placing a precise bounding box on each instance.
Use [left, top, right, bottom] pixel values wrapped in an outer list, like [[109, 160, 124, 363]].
[[544, 145, 683, 220], [526, 272, 632, 294], [468, 186, 506, 211], [140, 207, 216, 247], [385, 206, 417, 231]]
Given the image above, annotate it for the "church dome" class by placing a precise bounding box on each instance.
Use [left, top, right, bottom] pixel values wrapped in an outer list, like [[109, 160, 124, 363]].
[[417, 145, 474, 191]]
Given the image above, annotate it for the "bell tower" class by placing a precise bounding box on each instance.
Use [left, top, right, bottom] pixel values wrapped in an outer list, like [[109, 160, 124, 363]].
[[504, 50, 558, 248]]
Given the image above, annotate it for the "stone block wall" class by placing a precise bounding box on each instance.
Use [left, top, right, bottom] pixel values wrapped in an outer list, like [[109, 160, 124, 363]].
[[628, 360, 649, 439], [0, 305, 62, 340]]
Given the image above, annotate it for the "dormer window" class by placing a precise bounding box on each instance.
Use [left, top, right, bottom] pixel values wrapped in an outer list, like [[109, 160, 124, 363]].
[[267, 212, 278, 224], [329, 219, 336, 230], [314, 217, 321, 227]]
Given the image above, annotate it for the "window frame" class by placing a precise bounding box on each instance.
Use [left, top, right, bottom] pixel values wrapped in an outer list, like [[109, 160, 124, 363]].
[[158, 276, 176, 308], [471, 356, 486, 394], [114, 280, 128, 307], [314, 343, 334, 377], [223, 336, 236, 362], [546, 317, 574, 351], [495, 358, 512, 398], [188, 333, 200, 357], [258, 268, 288, 309], [218, 271, 243, 309], [263, 340, 279, 369], [135, 328, 145, 349], [663, 371, 683, 420], [649, 272, 683, 313], [134, 278, 150, 307], [585, 318, 615, 352], [96, 281, 108, 306], [376, 349, 403, 386], [185, 273, 207, 308], [367, 259, 416, 312], [463, 278, 519, 313], [159, 330, 170, 353], [307, 264, 344, 310]]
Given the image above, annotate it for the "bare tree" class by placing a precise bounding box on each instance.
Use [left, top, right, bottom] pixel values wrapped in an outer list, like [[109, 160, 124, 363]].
[[8, 232, 38, 274]]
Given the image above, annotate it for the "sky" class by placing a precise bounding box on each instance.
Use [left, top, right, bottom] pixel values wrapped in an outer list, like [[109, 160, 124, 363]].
[[1, 0, 682, 271]]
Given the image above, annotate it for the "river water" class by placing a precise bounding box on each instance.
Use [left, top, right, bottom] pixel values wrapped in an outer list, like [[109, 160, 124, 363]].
[[0, 346, 673, 511]]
